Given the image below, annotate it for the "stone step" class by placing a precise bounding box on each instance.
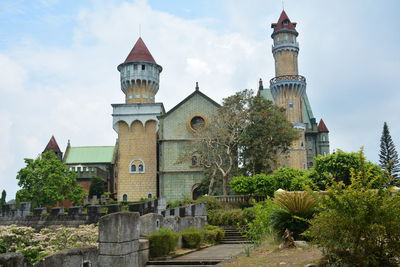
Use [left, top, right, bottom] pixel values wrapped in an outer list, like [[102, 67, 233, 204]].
[[220, 240, 252, 244], [146, 260, 221, 266]]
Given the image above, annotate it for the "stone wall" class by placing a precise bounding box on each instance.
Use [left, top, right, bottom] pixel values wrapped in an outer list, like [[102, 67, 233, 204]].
[[0, 198, 167, 229], [0, 203, 206, 267]]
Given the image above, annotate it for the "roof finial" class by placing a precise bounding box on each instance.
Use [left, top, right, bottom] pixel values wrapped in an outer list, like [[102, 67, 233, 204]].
[[195, 82, 199, 91], [259, 78, 264, 90]]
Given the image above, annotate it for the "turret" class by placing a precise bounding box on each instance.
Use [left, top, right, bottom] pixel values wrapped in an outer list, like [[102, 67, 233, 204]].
[[117, 38, 162, 103], [269, 10, 307, 169], [317, 119, 330, 156], [43, 136, 63, 161]]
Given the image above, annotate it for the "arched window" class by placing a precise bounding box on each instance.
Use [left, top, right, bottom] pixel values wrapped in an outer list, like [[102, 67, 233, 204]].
[[130, 164, 136, 173], [122, 194, 128, 201], [129, 159, 145, 174], [191, 155, 198, 166]]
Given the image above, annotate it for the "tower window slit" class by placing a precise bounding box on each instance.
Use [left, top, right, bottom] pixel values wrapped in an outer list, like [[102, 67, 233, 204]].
[[142, 65, 145, 70]]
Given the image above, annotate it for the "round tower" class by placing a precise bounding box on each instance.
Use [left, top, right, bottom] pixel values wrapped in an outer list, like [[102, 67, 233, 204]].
[[270, 11, 307, 169], [117, 37, 162, 104], [112, 37, 164, 201]]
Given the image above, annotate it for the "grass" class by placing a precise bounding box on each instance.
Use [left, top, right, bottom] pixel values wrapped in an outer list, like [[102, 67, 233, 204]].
[[223, 237, 323, 267]]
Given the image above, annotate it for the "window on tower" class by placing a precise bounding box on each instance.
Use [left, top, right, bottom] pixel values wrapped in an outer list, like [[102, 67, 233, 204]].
[[134, 64, 137, 70], [142, 65, 145, 70], [288, 102, 294, 108], [129, 159, 145, 174]]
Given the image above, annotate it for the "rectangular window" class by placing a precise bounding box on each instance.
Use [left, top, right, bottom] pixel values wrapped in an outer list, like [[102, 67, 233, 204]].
[[133, 64, 137, 70], [135, 94, 140, 99], [142, 65, 145, 70], [288, 102, 294, 108]]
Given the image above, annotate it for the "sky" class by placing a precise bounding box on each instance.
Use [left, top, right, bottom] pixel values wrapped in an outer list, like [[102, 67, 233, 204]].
[[1, 0, 399, 201]]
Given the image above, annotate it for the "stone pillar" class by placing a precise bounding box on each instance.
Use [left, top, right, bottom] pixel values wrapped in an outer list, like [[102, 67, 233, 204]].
[[99, 212, 140, 267]]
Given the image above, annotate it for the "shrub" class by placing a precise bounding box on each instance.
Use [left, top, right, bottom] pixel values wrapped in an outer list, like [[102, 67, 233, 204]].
[[208, 209, 248, 226], [242, 199, 279, 245], [148, 227, 178, 258], [194, 196, 222, 210], [204, 225, 224, 244], [181, 228, 204, 248], [306, 172, 400, 266], [270, 191, 317, 239]]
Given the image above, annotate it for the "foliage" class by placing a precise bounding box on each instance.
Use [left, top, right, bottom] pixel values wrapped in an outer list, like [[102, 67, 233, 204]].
[[313, 149, 386, 189], [194, 195, 223, 210], [306, 169, 400, 266], [207, 208, 254, 226], [204, 225, 225, 244], [0, 224, 98, 264], [240, 96, 299, 175], [270, 191, 317, 239], [242, 199, 280, 245], [181, 227, 205, 248], [192, 90, 298, 195], [0, 190, 6, 213], [379, 122, 400, 184], [230, 168, 315, 197], [148, 227, 179, 258], [88, 176, 107, 198], [16, 152, 84, 207]]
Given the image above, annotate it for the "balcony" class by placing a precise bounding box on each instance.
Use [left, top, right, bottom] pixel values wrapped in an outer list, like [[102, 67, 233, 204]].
[[270, 75, 306, 86]]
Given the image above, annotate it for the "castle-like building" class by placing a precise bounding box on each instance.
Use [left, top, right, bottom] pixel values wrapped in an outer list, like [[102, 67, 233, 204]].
[[45, 11, 329, 201]]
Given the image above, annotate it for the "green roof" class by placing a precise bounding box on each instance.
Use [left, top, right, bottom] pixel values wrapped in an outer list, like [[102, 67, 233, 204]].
[[259, 88, 275, 104], [64, 146, 116, 164]]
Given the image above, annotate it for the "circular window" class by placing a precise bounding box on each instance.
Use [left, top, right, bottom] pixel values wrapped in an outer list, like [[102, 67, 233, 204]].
[[190, 116, 205, 131]]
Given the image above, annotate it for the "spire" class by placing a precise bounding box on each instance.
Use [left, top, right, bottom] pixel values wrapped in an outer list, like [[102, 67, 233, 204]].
[[125, 37, 156, 63], [259, 78, 264, 90], [317, 119, 329, 132], [271, 10, 298, 35], [43, 136, 62, 153]]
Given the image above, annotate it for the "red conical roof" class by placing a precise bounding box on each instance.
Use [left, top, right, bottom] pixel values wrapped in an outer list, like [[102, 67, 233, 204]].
[[271, 10, 297, 34], [43, 136, 61, 153], [124, 37, 156, 63], [318, 119, 329, 132]]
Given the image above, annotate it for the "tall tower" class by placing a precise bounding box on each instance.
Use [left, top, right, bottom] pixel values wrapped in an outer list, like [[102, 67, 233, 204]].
[[112, 38, 164, 201], [270, 11, 307, 169]]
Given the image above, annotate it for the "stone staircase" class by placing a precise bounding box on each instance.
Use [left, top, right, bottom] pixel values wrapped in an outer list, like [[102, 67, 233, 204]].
[[220, 226, 251, 244]]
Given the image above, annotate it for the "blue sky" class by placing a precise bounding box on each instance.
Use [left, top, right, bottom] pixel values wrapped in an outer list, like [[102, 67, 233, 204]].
[[1, 0, 400, 200]]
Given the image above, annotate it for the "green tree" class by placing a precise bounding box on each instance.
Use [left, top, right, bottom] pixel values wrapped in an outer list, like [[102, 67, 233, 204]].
[[306, 166, 400, 266], [230, 168, 315, 197], [0, 190, 6, 212], [240, 96, 299, 174], [88, 176, 106, 198], [313, 149, 386, 189], [379, 122, 400, 184], [16, 152, 84, 207], [194, 90, 298, 195]]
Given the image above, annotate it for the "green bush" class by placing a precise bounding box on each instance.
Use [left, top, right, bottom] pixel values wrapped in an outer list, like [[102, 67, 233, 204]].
[[204, 225, 225, 244], [194, 196, 222, 210], [148, 227, 179, 258], [306, 171, 400, 266], [181, 228, 204, 248], [270, 191, 317, 239]]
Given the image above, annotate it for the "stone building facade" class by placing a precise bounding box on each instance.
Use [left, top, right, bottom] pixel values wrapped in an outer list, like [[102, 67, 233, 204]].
[[46, 11, 329, 202]]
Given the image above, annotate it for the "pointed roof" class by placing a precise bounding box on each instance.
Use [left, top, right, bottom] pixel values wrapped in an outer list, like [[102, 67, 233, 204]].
[[271, 10, 298, 35], [124, 37, 156, 63], [43, 136, 62, 153], [318, 119, 329, 132]]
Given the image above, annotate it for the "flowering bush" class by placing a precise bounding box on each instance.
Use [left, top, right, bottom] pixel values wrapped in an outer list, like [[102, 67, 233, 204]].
[[0, 224, 98, 264]]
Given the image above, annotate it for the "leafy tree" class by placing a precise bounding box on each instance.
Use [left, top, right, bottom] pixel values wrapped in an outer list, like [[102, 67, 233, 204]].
[[379, 122, 400, 184], [194, 90, 298, 195], [0, 190, 6, 212], [230, 168, 315, 197], [306, 166, 400, 266], [88, 176, 106, 198], [240, 96, 299, 174], [312, 149, 386, 189], [16, 152, 84, 207]]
